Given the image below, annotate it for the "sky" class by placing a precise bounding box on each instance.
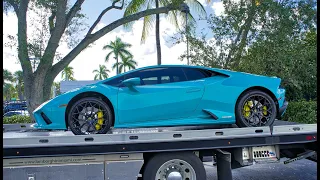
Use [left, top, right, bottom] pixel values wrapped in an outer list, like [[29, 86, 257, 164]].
[[3, 0, 226, 82]]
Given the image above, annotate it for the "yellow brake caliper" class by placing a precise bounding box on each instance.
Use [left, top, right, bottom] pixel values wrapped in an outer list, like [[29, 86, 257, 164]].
[[95, 110, 104, 130], [263, 106, 268, 116], [243, 101, 253, 118]]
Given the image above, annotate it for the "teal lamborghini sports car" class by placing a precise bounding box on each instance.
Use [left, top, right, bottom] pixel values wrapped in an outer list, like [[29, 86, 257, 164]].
[[33, 65, 288, 135]]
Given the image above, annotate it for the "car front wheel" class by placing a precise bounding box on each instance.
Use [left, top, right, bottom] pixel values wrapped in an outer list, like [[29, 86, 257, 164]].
[[68, 97, 112, 135]]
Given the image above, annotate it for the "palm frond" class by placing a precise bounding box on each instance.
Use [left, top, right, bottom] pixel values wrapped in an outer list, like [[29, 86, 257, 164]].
[[123, 0, 149, 29], [112, 63, 118, 70], [102, 44, 114, 50], [94, 74, 99, 80], [120, 49, 133, 57], [187, 12, 197, 33], [121, 43, 132, 48], [128, 63, 136, 70], [159, 0, 169, 6], [185, 0, 207, 19], [128, 59, 138, 66], [103, 72, 109, 78], [105, 52, 113, 62], [99, 64, 106, 71], [167, 10, 181, 30], [141, 1, 156, 43], [118, 53, 127, 62]]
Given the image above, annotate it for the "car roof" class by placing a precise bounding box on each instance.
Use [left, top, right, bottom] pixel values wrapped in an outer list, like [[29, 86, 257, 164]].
[[99, 65, 214, 83]]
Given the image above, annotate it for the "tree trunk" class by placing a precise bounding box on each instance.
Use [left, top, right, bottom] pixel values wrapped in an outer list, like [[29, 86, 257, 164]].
[[232, 0, 256, 69], [24, 80, 44, 122], [23, 70, 54, 122], [43, 73, 55, 101], [17, 84, 23, 100], [225, 27, 244, 68], [116, 56, 119, 74], [155, 0, 161, 65]]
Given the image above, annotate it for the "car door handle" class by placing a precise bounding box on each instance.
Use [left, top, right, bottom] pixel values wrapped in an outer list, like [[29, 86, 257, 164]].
[[186, 88, 201, 93]]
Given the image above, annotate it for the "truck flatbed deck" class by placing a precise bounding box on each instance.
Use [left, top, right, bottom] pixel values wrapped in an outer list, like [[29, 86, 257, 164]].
[[3, 121, 317, 180]]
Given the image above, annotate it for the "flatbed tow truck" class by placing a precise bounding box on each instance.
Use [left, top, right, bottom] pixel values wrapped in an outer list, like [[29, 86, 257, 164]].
[[3, 120, 317, 180]]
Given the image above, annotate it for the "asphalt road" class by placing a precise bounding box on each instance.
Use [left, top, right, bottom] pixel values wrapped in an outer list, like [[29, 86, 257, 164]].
[[204, 159, 317, 180]]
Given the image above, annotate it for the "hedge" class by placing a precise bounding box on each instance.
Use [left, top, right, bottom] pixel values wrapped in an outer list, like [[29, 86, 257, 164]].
[[2, 100, 317, 124], [282, 100, 317, 124], [3, 115, 32, 124]]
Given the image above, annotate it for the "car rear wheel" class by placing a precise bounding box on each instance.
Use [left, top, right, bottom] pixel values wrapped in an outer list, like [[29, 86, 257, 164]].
[[68, 97, 112, 135], [236, 90, 277, 127]]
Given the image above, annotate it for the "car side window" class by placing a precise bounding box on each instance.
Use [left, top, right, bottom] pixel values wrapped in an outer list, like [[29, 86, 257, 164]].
[[182, 68, 210, 81], [125, 67, 187, 86], [104, 76, 124, 87], [142, 77, 158, 85]]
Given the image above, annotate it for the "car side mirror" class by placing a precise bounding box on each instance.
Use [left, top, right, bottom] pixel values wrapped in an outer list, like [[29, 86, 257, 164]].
[[122, 77, 141, 87]]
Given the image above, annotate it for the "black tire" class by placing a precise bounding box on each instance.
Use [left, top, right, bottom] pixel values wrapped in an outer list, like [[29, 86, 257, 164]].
[[68, 97, 112, 135], [235, 90, 277, 127], [143, 152, 206, 180]]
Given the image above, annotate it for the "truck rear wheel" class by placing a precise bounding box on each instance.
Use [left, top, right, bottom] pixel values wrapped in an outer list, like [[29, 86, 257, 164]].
[[143, 152, 206, 180]]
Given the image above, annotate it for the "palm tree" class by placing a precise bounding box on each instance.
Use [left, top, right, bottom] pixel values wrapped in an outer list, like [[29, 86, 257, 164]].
[[3, 69, 13, 85], [124, 0, 208, 65], [112, 56, 138, 73], [61, 66, 76, 81], [103, 37, 133, 75], [3, 83, 16, 101], [14, 70, 24, 100], [93, 65, 110, 80]]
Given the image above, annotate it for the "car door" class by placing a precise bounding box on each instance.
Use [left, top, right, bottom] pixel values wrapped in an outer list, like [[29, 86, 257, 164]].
[[117, 67, 205, 125]]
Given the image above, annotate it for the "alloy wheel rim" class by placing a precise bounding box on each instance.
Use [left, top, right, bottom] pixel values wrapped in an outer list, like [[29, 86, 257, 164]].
[[70, 101, 109, 134], [241, 94, 275, 127]]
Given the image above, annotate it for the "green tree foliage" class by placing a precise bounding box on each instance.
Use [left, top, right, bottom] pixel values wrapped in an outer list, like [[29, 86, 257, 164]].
[[13, 70, 24, 100], [282, 100, 317, 124], [52, 81, 61, 96], [3, 115, 32, 124], [61, 66, 76, 81], [175, 0, 316, 101], [124, 0, 207, 65], [3, 69, 22, 100], [3, 69, 14, 84], [112, 55, 138, 73], [238, 30, 317, 101], [93, 64, 110, 80], [103, 37, 133, 74], [3, 83, 16, 101], [3, 0, 187, 118]]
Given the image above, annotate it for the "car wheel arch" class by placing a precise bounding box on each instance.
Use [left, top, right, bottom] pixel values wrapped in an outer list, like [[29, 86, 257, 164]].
[[235, 86, 279, 115], [64, 91, 115, 129]]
